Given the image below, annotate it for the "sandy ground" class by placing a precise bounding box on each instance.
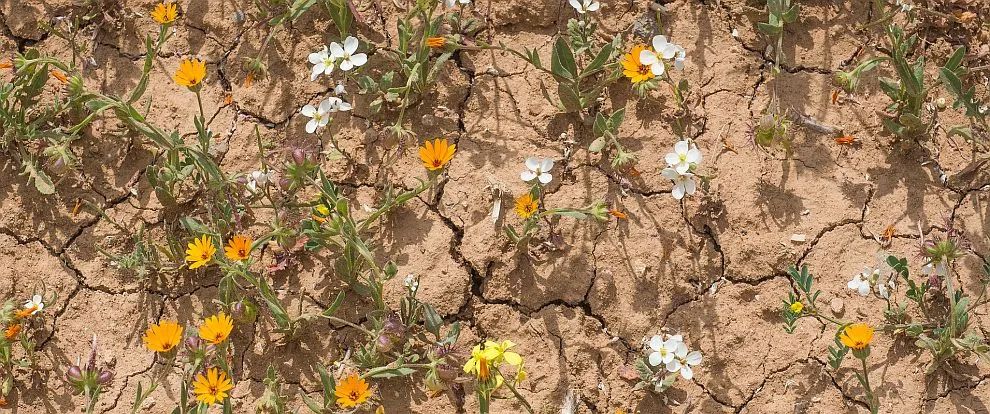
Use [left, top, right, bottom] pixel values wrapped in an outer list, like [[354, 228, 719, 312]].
[[2, 0, 990, 413]]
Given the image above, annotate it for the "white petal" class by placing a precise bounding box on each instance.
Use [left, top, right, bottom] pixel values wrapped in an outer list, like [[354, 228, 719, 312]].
[[305, 119, 318, 134], [587, 1, 599, 11], [847, 277, 860, 290], [525, 157, 540, 171], [639, 50, 659, 66], [349, 53, 368, 67], [674, 140, 689, 155], [652, 35, 669, 51], [568, 0, 581, 10], [661, 167, 680, 180], [685, 351, 703, 365], [343, 36, 359, 54], [540, 158, 554, 172], [858, 283, 871, 297], [538, 173, 553, 184], [329, 42, 345, 58], [674, 342, 688, 358], [337, 101, 352, 112], [648, 352, 663, 366], [660, 44, 678, 59], [521, 171, 537, 182], [668, 334, 683, 344], [301, 105, 317, 117], [319, 99, 333, 113], [665, 359, 681, 373], [340, 59, 354, 71], [650, 62, 666, 76], [683, 176, 697, 195], [322, 62, 335, 75], [675, 161, 691, 175], [687, 148, 702, 164], [308, 49, 325, 64], [671, 183, 685, 200], [664, 152, 680, 166], [680, 365, 694, 380], [649, 335, 664, 351], [318, 117, 330, 127], [310, 64, 324, 81]]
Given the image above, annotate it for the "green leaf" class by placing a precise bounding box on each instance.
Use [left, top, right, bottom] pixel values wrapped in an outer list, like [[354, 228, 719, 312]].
[[589, 136, 607, 153], [582, 43, 614, 78], [550, 37, 578, 81], [19, 156, 55, 195], [370, 367, 417, 378], [423, 303, 443, 336]]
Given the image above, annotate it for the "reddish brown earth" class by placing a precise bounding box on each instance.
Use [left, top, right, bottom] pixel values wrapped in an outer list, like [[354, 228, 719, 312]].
[[1, 0, 989, 413]]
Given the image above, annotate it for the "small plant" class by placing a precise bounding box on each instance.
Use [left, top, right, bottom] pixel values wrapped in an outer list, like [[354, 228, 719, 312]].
[[632, 333, 703, 394], [753, 0, 799, 148], [0, 293, 53, 405], [65, 335, 115, 414]]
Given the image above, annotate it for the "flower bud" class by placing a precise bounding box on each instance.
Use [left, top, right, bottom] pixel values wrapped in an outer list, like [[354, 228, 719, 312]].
[[97, 370, 114, 385], [66, 365, 84, 383], [292, 148, 307, 165]]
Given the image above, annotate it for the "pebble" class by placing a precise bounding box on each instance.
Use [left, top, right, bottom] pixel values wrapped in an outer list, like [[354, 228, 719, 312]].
[[830, 298, 845, 316]]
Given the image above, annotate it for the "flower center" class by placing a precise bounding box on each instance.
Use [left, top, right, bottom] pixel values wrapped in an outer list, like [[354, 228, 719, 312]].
[[238, 249, 246, 257], [638, 64, 650, 76], [349, 390, 360, 400]]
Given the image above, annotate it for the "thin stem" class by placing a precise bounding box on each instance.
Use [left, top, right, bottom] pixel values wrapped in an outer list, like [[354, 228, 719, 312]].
[[860, 356, 878, 414]]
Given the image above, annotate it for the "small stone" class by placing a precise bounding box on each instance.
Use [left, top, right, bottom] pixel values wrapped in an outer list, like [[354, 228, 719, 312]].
[[790, 234, 807, 243], [830, 298, 845, 316]]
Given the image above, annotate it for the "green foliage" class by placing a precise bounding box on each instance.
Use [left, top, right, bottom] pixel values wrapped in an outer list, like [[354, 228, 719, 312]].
[[590, 109, 635, 167]]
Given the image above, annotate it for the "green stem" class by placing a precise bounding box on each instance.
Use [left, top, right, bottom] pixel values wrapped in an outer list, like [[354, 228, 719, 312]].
[[860, 356, 878, 414]]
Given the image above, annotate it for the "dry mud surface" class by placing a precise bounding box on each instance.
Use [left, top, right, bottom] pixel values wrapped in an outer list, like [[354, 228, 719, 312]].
[[2, 0, 990, 413]]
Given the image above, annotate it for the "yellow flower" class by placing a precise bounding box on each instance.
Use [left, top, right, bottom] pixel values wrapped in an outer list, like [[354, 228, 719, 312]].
[[192, 367, 233, 405], [514, 194, 538, 219], [463, 340, 524, 387], [199, 312, 234, 345], [143, 320, 183, 353], [426, 37, 447, 49], [789, 301, 803, 314], [839, 323, 874, 350], [174, 58, 207, 89], [151, 2, 178, 25], [185, 235, 216, 269], [312, 204, 331, 223], [335, 373, 371, 408], [224, 235, 252, 262], [4, 324, 21, 340], [418, 138, 456, 171], [621, 44, 655, 84]]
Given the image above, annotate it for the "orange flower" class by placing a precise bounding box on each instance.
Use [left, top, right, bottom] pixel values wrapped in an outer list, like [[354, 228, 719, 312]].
[[174, 58, 207, 90], [839, 323, 874, 350], [243, 72, 254, 88], [514, 194, 538, 219], [50, 69, 69, 84], [4, 324, 21, 340], [835, 134, 857, 145], [0, 60, 12, 70], [14, 306, 35, 319], [418, 138, 456, 171], [335, 373, 371, 408], [426, 37, 447, 49], [608, 209, 628, 220], [621, 44, 654, 84], [224, 235, 252, 262], [151, 2, 179, 25]]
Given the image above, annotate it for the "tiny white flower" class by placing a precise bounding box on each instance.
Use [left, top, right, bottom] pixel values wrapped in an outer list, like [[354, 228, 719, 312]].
[[568, 0, 600, 13], [330, 36, 368, 72], [307, 46, 336, 81], [245, 170, 271, 194], [301, 99, 332, 133], [672, 45, 687, 71], [664, 140, 702, 174], [326, 96, 352, 112], [877, 276, 895, 299], [23, 294, 44, 315], [639, 35, 681, 76], [441, 0, 471, 6], [661, 168, 697, 200], [334, 82, 346, 96], [521, 157, 554, 184], [896, 0, 913, 12], [404, 274, 419, 293], [846, 269, 873, 297], [648, 334, 683, 367]]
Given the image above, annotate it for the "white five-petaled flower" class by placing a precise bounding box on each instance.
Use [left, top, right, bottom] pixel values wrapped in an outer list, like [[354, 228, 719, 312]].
[[301, 100, 332, 134], [666, 348, 703, 380], [662, 168, 697, 200], [325, 96, 352, 112], [307, 46, 336, 81], [24, 294, 45, 315], [330, 36, 368, 72], [245, 170, 271, 194], [521, 157, 554, 184], [441, 0, 471, 6], [648, 334, 685, 367], [568, 0, 600, 13], [665, 140, 702, 174], [639, 35, 681, 76]]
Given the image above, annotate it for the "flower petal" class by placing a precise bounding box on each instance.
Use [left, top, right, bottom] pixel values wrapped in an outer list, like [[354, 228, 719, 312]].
[[521, 171, 537, 182], [540, 158, 554, 172], [343, 36, 359, 54], [648, 352, 663, 366], [538, 173, 553, 184], [649, 335, 664, 351], [306, 119, 318, 134], [525, 156, 540, 171], [301, 105, 317, 117], [349, 53, 368, 67], [680, 365, 694, 380]]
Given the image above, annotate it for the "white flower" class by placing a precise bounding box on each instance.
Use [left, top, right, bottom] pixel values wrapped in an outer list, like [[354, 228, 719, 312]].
[[301, 99, 332, 134], [334, 82, 346, 96], [672, 45, 687, 71], [666, 348, 703, 380], [639, 35, 680, 76], [647, 334, 685, 367], [846, 268, 877, 297], [307, 46, 336, 81], [23, 294, 44, 315], [330, 36, 368, 72], [521, 157, 554, 184], [568, 0, 600, 13], [325, 96, 352, 112], [245, 170, 271, 194], [877, 276, 896, 299], [922, 262, 947, 277], [441, 0, 471, 6], [896, 0, 913, 12], [404, 274, 419, 293], [664, 140, 702, 174], [662, 168, 697, 200]]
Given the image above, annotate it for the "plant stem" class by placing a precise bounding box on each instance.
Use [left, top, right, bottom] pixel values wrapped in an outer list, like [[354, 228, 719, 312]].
[[860, 356, 877, 414]]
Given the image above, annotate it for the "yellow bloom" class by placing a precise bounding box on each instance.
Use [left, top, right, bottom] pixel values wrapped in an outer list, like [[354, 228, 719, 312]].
[[789, 301, 803, 314], [463, 339, 524, 387], [426, 37, 446, 49], [839, 323, 874, 350], [514, 194, 538, 219], [224, 235, 252, 262], [151, 2, 178, 25], [143, 320, 183, 353], [621, 44, 654, 84], [199, 312, 234, 345], [192, 367, 233, 405], [418, 138, 456, 171], [174, 58, 206, 89], [312, 204, 331, 223], [185, 235, 216, 269], [335, 373, 371, 408]]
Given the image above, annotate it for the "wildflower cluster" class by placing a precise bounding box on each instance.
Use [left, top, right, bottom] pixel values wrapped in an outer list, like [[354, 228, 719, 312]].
[[633, 333, 703, 393], [0, 294, 51, 405]]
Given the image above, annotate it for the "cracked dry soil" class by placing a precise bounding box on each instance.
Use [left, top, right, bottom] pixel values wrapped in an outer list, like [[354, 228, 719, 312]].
[[2, 0, 990, 413]]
